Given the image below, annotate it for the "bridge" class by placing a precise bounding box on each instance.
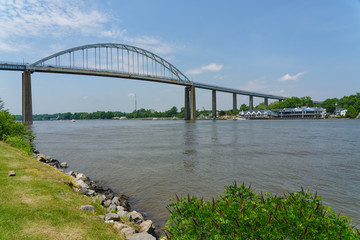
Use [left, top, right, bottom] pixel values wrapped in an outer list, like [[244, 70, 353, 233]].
[[1, 43, 298, 124]]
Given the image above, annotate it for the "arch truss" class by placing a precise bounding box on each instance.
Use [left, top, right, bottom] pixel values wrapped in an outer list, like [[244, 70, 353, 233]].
[[28, 43, 191, 84]]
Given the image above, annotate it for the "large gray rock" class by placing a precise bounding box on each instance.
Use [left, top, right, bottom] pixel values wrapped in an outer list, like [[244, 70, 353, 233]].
[[117, 206, 126, 212], [129, 211, 144, 224], [75, 173, 88, 182], [99, 194, 106, 205], [126, 232, 156, 240], [79, 187, 89, 195], [108, 203, 117, 211], [86, 189, 96, 196], [113, 222, 129, 231], [111, 196, 120, 205], [60, 162, 67, 168], [117, 210, 132, 220], [104, 213, 120, 221], [139, 220, 154, 233], [37, 153, 49, 162], [73, 178, 89, 188], [80, 205, 94, 212], [121, 227, 136, 237], [103, 200, 112, 208]]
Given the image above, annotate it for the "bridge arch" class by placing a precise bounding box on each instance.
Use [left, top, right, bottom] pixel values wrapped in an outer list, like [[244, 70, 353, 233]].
[[29, 43, 192, 84]]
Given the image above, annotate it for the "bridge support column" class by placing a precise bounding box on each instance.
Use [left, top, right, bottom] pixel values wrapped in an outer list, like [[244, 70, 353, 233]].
[[190, 86, 196, 120], [249, 95, 254, 111], [22, 71, 33, 124], [233, 93, 237, 112], [212, 90, 216, 119], [264, 97, 268, 107], [184, 87, 190, 120]]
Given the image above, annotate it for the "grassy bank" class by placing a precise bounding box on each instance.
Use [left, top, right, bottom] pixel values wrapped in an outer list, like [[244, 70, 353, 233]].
[[0, 141, 124, 240]]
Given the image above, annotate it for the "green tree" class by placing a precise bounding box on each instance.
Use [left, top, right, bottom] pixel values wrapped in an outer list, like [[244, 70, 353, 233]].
[[300, 96, 314, 107], [0, 98, 4, 110], [239, 104, 249, 111], [345, 105, 358, 118], [268, 101, 282, 110], [255, 102, 267, 110], [320, 98, 338, 114]]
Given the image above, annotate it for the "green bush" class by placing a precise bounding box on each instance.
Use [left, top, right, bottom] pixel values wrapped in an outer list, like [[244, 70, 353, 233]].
[[0, 102, 34, 154], [165, 183, 359, 239]]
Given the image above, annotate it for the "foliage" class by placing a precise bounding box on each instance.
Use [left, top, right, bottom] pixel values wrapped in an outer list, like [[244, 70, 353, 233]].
[[321, 93, 360, 115], [165, 183, 359, 239], [0, 100, 34, 154], [239, 104, 249, 111], [255, 102, 268, 110], [268, 96, 314, 110], [320, 98, 338, 113], [346, 105, 358, 118]]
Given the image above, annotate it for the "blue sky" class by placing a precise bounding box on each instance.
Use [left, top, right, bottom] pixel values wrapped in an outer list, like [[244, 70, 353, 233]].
[[1, 0, 359, 114]]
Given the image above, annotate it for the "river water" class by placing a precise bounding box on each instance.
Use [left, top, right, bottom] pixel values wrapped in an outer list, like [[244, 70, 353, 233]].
[[33, 119, 360, 227]]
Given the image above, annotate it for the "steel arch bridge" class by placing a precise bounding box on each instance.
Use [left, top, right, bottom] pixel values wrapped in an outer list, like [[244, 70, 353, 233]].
[[0, 43, 300, 124]]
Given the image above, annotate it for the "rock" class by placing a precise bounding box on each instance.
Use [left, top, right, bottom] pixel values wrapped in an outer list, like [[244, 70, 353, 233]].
[[60, 162, 67, 168], [76, 173, 88, 182], [8, 171, 16, 177], [99, 194, 106, 205], [73, 178, 89, 188], [86, 189, 96, 196], [33, 149, 40, 154], [139, 220, 154, 233], [113, 222, 129, 231], [108, 203, 117, 211], [80, 205, 94, 212], [121, 227, 136, 236], [98, 215, 105, 220], [48, 160, 60, 168], [129, 211, 144, 224], [105, 192, 114, 200], [112, 196, 120, 205], [79, 187, 89, 195], [37, 153, 49, 162], [126, 232, 156, 240], [103, 199, 112, 208], [117, 210, 132, 219], [66, 170, 75, 177], [104, 213, 120, 221], [117, 206, 126, 212]]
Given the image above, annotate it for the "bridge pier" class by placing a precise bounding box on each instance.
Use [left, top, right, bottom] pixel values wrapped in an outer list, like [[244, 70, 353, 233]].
[[212, 90, 216, 119], [184, 87, 190, 120], [22, 71, 33, 124], [233, 93, 237, 112], [264, 97, 268, 107], [249, 96, 254, 110], [190, 86, 196, 120]]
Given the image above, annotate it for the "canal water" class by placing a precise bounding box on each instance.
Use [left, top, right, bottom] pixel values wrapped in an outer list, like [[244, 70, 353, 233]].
[[33, 119, 360, 227]]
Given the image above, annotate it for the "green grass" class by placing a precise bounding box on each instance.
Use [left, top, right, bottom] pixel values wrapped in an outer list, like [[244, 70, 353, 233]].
[[0, 142, 124, 240]]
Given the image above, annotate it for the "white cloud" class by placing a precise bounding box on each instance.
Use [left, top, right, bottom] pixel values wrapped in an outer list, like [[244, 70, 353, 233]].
[[279, 71, 307, 82], [238, 79, 267, 91], [0, 0, 179, 56], [186, 63, 223, 75], [128, 93, 135, 97]]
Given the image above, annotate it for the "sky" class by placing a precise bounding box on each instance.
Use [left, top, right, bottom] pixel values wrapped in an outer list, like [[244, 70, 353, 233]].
[[0, 0, 359, 114]]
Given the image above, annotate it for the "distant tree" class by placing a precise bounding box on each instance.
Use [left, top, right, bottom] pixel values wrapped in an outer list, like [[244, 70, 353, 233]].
[[281, 97, 302, 108], [165, 106, 178, 117], [300, 96, 314, 107], [354, 99, 360, 112], [0, 98, 4, 110], [345, 105, 358, 118], [239, 104, 249, 111], [321, 98, 338, 114], [255, 102, 267, 110], [218, 110, 226, 116], [268, 101, 282, 110]]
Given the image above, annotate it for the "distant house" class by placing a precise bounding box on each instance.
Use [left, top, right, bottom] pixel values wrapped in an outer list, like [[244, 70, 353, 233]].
[[340, 109, 348, 116]]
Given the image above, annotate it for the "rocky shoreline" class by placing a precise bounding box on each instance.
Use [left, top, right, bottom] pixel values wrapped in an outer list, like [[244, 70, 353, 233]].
[[34, 151, 162, 240]]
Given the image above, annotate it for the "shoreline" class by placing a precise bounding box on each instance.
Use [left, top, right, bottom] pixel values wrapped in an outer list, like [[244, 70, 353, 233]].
[[33, 150, 162, 239]]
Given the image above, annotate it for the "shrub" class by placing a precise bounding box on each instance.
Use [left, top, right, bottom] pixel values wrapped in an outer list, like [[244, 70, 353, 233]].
[[164, 183, 359, 239], [0, 106, 34, 154]]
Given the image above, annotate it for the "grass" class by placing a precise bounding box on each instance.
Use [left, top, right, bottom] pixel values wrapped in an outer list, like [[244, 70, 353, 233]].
[[0, 141, 125, 240]]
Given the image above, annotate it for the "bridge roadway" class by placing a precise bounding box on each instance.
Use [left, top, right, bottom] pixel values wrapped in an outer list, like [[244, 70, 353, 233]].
[[0, 43, 320, 124]]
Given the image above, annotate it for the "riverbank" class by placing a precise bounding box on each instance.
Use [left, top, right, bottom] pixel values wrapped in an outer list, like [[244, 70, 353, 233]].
[[0, 142, 157, 239]]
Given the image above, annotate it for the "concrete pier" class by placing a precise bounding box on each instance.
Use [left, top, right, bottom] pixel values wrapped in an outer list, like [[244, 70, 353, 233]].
[[22, 71, 32, 124], [190, 86, 196, 120], [264, 97, 268, 107], [184, 87, 190, 120], [233, 93, 237, 112], [249, 95, 254, 110], [212, 90, 216, 119]]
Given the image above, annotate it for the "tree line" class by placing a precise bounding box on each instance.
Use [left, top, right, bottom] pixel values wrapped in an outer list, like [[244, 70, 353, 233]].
[[14, 93, 360, 120]]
